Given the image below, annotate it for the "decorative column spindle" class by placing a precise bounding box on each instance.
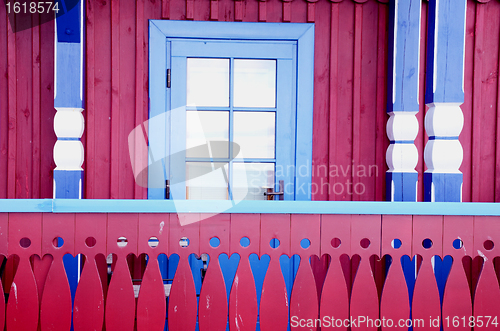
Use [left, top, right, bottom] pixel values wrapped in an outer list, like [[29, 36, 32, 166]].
[[53, 0, 84, 199], [424, 0, 467, 202], [386, 0, 421, 201]]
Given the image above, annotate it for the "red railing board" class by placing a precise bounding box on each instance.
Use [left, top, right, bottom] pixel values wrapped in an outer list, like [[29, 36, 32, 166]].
[[0, 212, 498, 331]]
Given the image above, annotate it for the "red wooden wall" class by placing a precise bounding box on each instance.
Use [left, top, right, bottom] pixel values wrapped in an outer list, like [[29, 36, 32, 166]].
[[1, 0, 500, 202], [0, 4, 55, 199]]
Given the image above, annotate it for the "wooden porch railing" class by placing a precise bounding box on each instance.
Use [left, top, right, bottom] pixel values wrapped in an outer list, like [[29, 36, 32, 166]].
[[0, 200, 500, 330]]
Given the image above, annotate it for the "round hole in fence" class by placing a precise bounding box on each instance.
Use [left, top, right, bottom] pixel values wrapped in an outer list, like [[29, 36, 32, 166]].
[[210, 237, 220, 248], [331, 238, 341, 248], [179, 237, 190, 248], [391, 238, 402, 249], [360, 238, 370, 249], [300, 238, 311, 249], [270, 238, 280, 249], [148, 237, 159, 248], [19, 237, 31, 248], [484, 240, 494, 251], [52, 237, 64, 248], [117, 236, 128, 248], [85, 236, 97, 248], [422, 238, 433, 249], [453, 238, 463, 249], [240, 237, 250, 248]]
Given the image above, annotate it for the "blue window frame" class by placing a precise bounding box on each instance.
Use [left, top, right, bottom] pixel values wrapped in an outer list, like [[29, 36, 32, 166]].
[[148, 20, 314, 201]]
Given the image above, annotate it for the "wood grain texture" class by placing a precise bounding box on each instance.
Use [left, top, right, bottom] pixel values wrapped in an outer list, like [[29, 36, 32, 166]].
[[0, 0, 499, 202]]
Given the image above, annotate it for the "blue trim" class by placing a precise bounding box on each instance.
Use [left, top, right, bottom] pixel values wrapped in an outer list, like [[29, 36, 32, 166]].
[[58, 137, 81, 141], [147, 23, 169, 200], [54, 42, 83, 109], [2, 199, 500, 216], [424, 172, 462, 202], [56, 0, 81, 43], [389, 140, 416, 144], [151, 20, 314, 41], [425, 0, 467, 104], [54, 170, 83, 199], [428, 136, 459, 141], [386, 172, 418, 202], [148, 20, 314, 201], [387, 0, 421, 113]]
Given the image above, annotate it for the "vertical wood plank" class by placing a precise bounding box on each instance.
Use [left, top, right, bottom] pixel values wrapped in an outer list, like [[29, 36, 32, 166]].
[[471, 3, 483, 202], [162, 0, 170, 18], [229, 214, 259, 331], [473, 216, 500, 325], [497, 32, 500, 202], [94, 0, 112, 199], [235, 0, 243, 21], [350, 215, 381, 331], [328, 2, 339, 201], [359, 1, 379, 201], [186, 0, 195, 19], [86, 0, 96, 199], [137, 214, 169, 331], [73, 214, 107, 331], [259, 214, 290, 331], [336, 1, 354, 201], [442, 216, 473, 331], [0, 0, 8, 198], [31, 17, 40, 199], [7, 9, 17, 199], [307, 2, 315, 22], [352, 4, 363, 201], [110, 0, 120, 199], [290, 215, 320, 331], [282, 1, 291, 22], [210, 0, 219, 20], [119, 0, 138, 199], [40, 214, 75, 331], [168, 214, 200, 331], [105, 214, 138, 331], [6, 213, 42, 330], [375, 2, 389, 201], [311, 0, 330, 201], [40, 16, 55, 199], [460, 0, 476, 203], [135, 0, 146, 199], [412, 215, 443, 331], [199, 215, 230, 331], [380, 215, 412, 331], [320, 214, 350, 331], [416, 0, 428, 202], [15, 14, 33, 199], [258, 1, 266, 21]]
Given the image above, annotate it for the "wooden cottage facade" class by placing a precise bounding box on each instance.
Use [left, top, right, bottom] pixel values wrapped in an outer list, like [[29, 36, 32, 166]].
[[1, 0, 500, 330]]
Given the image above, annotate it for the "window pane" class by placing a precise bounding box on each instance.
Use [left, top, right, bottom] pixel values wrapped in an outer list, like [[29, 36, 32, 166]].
[[186, 162, 228, 199], [187, 58, 229, 107], [233, 112, 275, 159], [186, 111, 229, 158], [234, 59, 276, 108], [232, 163, 274, 200]]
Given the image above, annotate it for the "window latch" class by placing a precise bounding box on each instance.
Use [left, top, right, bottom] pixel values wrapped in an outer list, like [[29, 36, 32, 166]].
[[165, 180, 170, 199], [264, 180, 284, 200], [167, 69, 171, 88]]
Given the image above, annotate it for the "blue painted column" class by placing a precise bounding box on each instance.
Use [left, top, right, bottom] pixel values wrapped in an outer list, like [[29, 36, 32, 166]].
[[53, 0, 84, 199], [424, 0, 467, 202], [386, 0, 422, 202]]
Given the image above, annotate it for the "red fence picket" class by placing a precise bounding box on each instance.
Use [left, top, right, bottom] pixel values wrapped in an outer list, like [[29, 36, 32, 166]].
[[0, 212, 498, 331]]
